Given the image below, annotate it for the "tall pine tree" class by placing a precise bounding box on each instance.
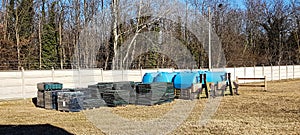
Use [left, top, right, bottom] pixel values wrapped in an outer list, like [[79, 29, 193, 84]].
[[42, 2, 58, 69]]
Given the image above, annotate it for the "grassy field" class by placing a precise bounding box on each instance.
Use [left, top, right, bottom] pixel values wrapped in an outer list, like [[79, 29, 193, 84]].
[[0, 79, 299, 135]]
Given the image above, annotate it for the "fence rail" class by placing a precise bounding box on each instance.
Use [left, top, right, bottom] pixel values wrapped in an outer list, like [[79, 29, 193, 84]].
[[236, 76, 267, 91], [0, 65, 300, 100]]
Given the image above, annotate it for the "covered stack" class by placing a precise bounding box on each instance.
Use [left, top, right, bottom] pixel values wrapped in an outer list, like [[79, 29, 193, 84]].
[[44, 90, 60, 109], [36, 82, 63, 108], [88, 82, 114, 98], [103, 90, 130, 106], [72, 88, 107, 109], [102, 81, 135, 106], [57, 91, 84, 112], [136, 82, 175, 106]]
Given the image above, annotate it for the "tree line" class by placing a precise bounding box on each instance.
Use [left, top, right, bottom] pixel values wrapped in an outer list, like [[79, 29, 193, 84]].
[[0, 0, 299, 70]]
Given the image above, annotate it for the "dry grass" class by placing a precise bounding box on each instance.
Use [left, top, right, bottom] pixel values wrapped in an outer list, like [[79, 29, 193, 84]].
[[0, 79, 299, 134], [112, 101, 176, 121]]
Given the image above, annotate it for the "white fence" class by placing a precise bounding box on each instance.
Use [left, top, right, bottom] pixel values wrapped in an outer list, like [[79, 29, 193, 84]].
[[0, 65, 300, 100]]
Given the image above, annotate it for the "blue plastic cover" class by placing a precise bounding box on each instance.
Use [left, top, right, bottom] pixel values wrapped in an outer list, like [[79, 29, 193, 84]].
[[173, 71, 201, 89], [142, 72, 159, 84], [205, 71, 227, 84], [153, 72, 177, 82]]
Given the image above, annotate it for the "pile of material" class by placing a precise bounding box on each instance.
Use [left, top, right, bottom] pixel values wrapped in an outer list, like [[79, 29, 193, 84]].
[[136, 82, 175, 106], [102, 81, 135, 106], [72, 88, 107, 109], [36, 82, 63, 109], [88, 82, 114, 98], [57, 91, 84, 112], [103, 90, 130, 106], [36, 81, 177, 112], [44, 90, 60, 110]]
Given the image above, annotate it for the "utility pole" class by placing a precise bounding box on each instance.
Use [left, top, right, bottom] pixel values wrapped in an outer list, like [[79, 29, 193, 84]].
[[208, 7, 212, 71]]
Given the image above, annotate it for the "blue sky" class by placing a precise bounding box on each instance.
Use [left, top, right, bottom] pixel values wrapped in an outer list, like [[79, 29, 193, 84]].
[[229, 0, 246, 9]]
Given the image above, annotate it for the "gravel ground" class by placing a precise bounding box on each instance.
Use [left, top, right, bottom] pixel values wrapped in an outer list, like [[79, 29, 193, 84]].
[[0, 79, 299, 135]]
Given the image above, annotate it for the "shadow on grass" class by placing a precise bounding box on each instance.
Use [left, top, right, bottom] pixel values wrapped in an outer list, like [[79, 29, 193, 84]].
[[0, 124, 74, 135], [31, 97, 38, 107]]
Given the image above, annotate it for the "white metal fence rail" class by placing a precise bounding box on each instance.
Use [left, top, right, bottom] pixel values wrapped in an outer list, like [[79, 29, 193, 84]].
[[0, 65, 300, 100]]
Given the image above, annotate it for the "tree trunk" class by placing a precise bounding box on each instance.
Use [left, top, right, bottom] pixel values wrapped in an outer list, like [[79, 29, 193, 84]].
[[59, 15, 63, 69], [111, 0, 119, 70], [39, 16, 42, 69], [15, 6, 21, 69], [3, 0, 7, 40]]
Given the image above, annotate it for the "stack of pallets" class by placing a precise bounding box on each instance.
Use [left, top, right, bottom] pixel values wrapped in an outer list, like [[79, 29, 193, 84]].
[[37, 91, 45, 108], [103, 90, 130, 106], [36, 82, 63, 109], [44, 90, 61, 110], [57, 91, 84, 112], [63, 88, 107, 109], [88, 82, 114, 98], [101, 81, 135, 106], [136, 82, 175, 106]]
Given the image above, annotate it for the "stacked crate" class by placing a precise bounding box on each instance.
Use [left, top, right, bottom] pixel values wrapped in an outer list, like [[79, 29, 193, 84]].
[[102, 81, 135, 106], [88, 82, 114, 98], [103, 81, 135, 106], [136, 82, 175, 106], [44, 90, 60, 110], [74, 88, 107, 109], [36, 82, 63, 109], [37, 91, 45, 108], [103, 90, 130, 106], [57, 91, 84, 112]]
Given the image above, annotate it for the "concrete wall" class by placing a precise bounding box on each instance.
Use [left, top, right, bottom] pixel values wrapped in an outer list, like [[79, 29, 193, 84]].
[[1, 65, 300, 100]]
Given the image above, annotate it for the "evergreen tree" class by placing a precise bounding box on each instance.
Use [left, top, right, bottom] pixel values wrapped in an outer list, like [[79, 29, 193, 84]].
[[41, 2, 58, 69]]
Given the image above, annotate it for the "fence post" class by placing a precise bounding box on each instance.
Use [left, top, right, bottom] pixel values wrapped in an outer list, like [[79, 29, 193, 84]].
[[122, 68, 124, 81], [78, 67, 81, 86], [244, 66, 246, 77], [293, 64, 295, 79], [254, 65, 256, 78], [286, 64, 288, 79], [100, 68, 104, 82], [264, 76, 267, 91], [244, 66, 246, 83], [262, 64, 265, 76], [21, 67, 25, 99], [234, 66, 236, 81], [140, 67, 143, 81], [51, 67, 54, 81], [279, 65, 281, 80], [271, 64, 273, 81]]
